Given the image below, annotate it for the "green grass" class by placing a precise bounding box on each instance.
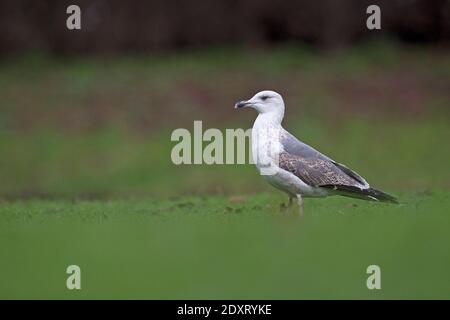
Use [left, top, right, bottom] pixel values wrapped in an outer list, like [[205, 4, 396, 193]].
[[0, 116, 448, 197], [0, 192, 449, 299], [0, 43, 449, 299]]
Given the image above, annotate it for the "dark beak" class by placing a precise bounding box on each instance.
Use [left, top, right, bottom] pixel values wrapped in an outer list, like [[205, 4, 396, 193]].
[[234, 100, 250, 109]]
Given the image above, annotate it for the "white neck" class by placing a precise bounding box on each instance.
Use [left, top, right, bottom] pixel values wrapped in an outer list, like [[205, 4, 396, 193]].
[[254, 110, 284, 127], [251, 111, 284, 172]]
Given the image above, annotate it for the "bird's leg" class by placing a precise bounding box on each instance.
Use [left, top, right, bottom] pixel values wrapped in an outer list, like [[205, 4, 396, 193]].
[[288, 196, 294, 208], [285, 195, 299, 215], [296, 194, 304, 216]]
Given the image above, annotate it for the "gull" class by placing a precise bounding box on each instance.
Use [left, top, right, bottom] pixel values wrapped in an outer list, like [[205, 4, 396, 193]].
[[235, 90, 397, 215]]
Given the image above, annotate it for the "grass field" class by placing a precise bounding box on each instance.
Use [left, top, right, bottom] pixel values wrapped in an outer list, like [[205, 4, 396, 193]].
[[1, 192, 449, 299], [0, 43, 449, 299]]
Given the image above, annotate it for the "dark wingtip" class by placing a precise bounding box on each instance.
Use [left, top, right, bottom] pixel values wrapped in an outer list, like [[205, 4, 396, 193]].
[[368, 188, 399, 204], [322, 184, 399, 204]]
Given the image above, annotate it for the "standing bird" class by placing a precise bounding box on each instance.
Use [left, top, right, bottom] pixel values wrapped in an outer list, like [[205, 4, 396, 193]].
[[235, 90, 397, 215]]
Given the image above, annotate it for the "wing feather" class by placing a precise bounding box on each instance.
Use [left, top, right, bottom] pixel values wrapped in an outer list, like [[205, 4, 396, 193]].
[[280, 129, 369, 188], [278, 152, 366, 188]]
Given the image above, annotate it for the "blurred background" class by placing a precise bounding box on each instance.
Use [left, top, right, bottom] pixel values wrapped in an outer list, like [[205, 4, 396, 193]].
[[0, 0, 449, 198], [1, 0, 450, 300]]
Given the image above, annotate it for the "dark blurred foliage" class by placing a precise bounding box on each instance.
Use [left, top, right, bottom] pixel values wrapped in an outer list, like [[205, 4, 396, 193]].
[[0, 0, 449, 56]]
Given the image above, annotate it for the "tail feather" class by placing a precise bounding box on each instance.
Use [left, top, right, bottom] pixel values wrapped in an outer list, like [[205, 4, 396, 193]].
[[322, 185, 398, 204]]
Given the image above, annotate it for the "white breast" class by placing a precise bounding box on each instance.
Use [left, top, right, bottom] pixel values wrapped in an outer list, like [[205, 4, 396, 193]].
[[251, 115, 282, 172], [251, 114, 329, 198]]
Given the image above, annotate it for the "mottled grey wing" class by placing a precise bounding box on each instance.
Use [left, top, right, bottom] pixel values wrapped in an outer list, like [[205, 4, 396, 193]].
[[280, 130, 369, 187], [279, 152, 362, 187], [281, 131, 331, 161]]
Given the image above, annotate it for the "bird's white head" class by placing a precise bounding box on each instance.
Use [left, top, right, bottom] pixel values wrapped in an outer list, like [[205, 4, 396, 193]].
[[235, 90, 285, 122]]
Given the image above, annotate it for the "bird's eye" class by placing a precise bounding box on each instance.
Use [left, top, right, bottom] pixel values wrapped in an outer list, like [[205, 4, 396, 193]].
[[260, 95, 270, 101]]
